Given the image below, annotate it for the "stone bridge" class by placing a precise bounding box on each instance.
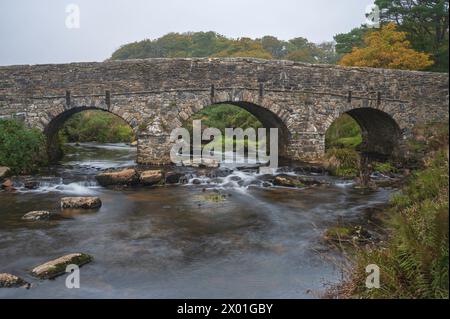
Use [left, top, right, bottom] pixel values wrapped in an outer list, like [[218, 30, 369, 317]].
[[0, 58, 448, 164]]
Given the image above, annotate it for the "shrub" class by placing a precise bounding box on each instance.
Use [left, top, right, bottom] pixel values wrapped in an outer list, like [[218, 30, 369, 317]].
[[325, 148, 360, 177], [0, 119, 48, 174]]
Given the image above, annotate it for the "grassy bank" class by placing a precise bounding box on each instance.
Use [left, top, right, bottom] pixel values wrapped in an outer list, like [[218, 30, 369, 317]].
[[329, 122, 449, 299]]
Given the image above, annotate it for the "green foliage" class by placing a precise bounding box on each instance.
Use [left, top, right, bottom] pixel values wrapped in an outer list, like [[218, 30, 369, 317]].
[[59, 110, 134, 143], [336, 1, 449, 72], [373, 162, 397, 174], [0, 119, 48, 174], [334, 26, 371, 55], [110, 32, 340, 64], [184, 104, 262, 134], [374, 0, 449, 72], [326, 114, 362, 149], [349, 150, 449, 299], [325, 148, 361, 177]]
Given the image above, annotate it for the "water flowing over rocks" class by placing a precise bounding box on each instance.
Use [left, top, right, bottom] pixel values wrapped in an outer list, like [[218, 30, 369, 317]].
[[0, 273, 30, 288], [22, 211, 53, 221], [31, 253, 93, 279], [61, 197, 102, 209]]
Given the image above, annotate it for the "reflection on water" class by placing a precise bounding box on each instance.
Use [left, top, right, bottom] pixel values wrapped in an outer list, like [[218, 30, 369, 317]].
[[0, 143, 393, 298]]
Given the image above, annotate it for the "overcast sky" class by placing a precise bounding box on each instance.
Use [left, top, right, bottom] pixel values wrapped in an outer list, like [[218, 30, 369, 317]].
[[0, 0, 374, 66]]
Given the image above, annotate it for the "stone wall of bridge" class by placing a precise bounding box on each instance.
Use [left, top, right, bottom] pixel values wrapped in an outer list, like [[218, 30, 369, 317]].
[[0, 58, 448, 164]]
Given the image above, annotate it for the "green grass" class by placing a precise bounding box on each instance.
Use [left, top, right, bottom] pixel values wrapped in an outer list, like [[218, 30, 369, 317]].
[[59, 110, 135, 144], [326, 114, 362, 150]]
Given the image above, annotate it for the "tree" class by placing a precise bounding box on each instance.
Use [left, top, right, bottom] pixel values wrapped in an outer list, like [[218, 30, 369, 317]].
[[339, 23, 434, 70], [213, 38, 273, 59], [375, 0, 449, 72], [334, 26, 371, 54]]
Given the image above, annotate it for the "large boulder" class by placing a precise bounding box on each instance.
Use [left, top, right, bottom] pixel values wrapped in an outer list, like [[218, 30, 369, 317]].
[[95, 168, 139, 186], [0, 273, 30, 288], [31, 253, 93, 279], [139, 170, 163, 186], [22, 211, 53, 221], [61, 197, 102, 209], [0, 166, 11, 179]]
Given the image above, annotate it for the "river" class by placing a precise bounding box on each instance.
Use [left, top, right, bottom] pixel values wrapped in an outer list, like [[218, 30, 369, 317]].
[[0, 143, 393, 298]]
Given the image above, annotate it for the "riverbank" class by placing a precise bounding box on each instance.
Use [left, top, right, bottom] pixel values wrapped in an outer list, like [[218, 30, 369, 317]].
[[324, 123, 449, 299]]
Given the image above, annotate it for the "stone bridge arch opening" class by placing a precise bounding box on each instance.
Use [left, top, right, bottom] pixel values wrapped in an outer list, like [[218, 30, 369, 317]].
[[182, 101, 290, 160], [45, 107, 137, 162], [326, 107, 402, 159]]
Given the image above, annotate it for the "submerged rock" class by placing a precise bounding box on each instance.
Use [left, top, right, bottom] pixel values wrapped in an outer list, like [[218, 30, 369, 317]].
[[24, 180, 39, 189], [273, 175, 328, 188], [139, 170, 163, 186], [165, 172, 185, 184], [31, 253, 93, 279], [61, 197, 102, 209], [273, 175, 305, 188], [95, 168, 139, 186], [0, 273, 30, 288], [22, 211, 53, 221]]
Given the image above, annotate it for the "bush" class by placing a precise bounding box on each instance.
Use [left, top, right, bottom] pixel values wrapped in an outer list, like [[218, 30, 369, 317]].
[[373, 162, 397, 174], [325, 148, 360, 177], [0, 119, 48, 174]]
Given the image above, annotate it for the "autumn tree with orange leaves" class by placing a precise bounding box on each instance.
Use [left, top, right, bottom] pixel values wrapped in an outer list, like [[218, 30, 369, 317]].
[[339, 23, 434, 70]]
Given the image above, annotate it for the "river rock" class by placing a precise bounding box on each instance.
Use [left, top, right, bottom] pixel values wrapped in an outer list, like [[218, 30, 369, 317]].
[[22, 211, 53, 221], [95, 168, 139, 186], [273, 175, 305, 188], [0, 166, 11, 179], [61, 197, 102, 209], [207, 168, 233, 178], [139, 170, 163, 186], [165, 172, 185, 184], [24, 180, 39, 189], [130, 141, 138, 147], [1, 179, 15, 191], [31, 253, 93, 279], [0, 273, 30, 288]]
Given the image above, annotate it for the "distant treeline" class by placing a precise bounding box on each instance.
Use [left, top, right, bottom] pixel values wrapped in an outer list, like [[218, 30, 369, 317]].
[[110, 1, 448, 72], [110, 32, 340, 64]]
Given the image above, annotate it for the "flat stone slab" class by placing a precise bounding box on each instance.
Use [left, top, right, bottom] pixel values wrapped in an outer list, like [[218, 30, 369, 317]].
[[139, 170, 163, 185], [0, 273, 30, 288], [22, 211, 53, 221], [96, 168, 138, 186], [61, 197, 102, 209], [31, 253, 93, 279]]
